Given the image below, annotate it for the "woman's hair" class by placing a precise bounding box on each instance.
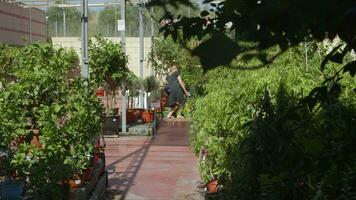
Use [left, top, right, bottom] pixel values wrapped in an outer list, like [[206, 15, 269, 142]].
[[170, 65, 178, 72]]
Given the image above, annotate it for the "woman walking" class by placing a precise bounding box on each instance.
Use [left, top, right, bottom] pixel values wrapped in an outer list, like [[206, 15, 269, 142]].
[[166, 65, 190, 119]]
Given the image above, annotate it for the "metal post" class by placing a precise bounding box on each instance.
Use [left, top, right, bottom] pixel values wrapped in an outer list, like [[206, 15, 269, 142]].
[[62, 0, 66, 37], [29, 4, 32, 43], [63, 10, 66, 36], [150, 8, 154, 36], [55, 21, 58, 37], [121, 0, 127, 133], [139, 3, 144, 108], [45, 16, 48, 41], [46, 0, 49, 41], [150, 7, 155, 76], [81, 0, 89, 78]]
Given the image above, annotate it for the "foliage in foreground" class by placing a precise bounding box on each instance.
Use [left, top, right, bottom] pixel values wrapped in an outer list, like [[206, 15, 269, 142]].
[[0, 43, 102, 199], [189, 45, 356, 199]]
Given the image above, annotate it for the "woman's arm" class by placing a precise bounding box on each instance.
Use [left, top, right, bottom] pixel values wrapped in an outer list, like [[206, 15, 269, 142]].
[[177, 75, 189, 96]]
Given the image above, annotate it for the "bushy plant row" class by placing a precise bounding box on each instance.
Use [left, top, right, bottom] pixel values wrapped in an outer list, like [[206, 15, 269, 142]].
[[0, 43, 102, 199], [189, 44, 356, 199]]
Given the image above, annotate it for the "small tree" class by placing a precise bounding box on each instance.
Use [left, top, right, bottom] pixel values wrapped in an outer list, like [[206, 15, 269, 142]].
[[126, 74, 141, 108], [89, 36, 131, 114], [89, 36, 129, 88], [143, 75, 159, 108]]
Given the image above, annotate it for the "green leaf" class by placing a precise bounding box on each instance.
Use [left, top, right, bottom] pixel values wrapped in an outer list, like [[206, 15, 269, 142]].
[[54, 105, 61, 113], [320, 44, 343, 71], [343, 60, 356, 77], [329, 53, 345, 64], [200, 11, 210, 17], [192, 32, 240, 71]]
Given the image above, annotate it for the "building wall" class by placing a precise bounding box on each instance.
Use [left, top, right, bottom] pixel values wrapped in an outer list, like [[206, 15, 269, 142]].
[[0, 1, 47, 46], [51, 37, 153, 78]]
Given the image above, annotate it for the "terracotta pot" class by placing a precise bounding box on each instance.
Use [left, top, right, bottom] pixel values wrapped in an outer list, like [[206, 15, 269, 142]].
[[66, 175, 84, 189], [96, 87, 105, 97], [206, 179, 219, 194], [30, 129, 42, 148], [160, 95, 168, 108], [142, 111, 154, 123]]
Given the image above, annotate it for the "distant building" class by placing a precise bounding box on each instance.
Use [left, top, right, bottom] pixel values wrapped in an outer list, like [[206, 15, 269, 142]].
[[0, 0, 47, 46]]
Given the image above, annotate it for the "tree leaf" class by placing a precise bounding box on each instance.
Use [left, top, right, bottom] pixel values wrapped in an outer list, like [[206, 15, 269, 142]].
[[329, 52, 345, 64], [192, 32, 240, 71], [320, 44, 343, 71], [343, 60, 356, 77], [200, 11, 210, 17]]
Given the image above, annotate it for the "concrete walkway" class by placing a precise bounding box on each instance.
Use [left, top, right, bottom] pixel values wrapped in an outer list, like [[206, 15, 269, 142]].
[[105, 119, 203, 200]]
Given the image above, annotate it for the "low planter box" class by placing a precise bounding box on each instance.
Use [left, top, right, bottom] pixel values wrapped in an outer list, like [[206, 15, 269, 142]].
[[126, 110, 137, 124], [127, 108, 146, 124]]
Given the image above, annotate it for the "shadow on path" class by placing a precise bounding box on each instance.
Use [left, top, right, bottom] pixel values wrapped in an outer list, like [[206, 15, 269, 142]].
[[105, 119, 203, 200], [106, 137, 152, 200]]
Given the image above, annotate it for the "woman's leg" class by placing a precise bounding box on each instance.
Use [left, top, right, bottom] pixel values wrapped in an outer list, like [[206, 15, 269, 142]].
[[176, 106, 184, 119], [166, 104, 178, 118]]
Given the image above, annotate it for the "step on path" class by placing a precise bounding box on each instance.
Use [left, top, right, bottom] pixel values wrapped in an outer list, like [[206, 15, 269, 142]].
[[105, 119, 204, 200]]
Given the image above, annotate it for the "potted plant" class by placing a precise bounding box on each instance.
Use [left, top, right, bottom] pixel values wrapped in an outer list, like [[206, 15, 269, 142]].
[[89, 36, 131, 116], [143, 75, 159, 109], [126, 76, 144, 123], [141, 110, 154, 123], [140, 76, 159, 123], [198, 147, 222, 195], [0, 43, 103, 199]]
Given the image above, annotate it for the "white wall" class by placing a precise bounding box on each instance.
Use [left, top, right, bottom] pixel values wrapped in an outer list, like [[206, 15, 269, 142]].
[[51, 37, 153, 78]]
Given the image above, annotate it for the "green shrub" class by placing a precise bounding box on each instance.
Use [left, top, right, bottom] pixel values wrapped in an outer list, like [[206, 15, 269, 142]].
[[190, 45, 356, 199], [0, 43, 102, 199], [89, 36, 130, 89]]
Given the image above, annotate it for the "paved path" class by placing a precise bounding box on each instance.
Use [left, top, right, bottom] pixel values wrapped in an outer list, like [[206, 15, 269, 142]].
[[105, 119, 203, 200]]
